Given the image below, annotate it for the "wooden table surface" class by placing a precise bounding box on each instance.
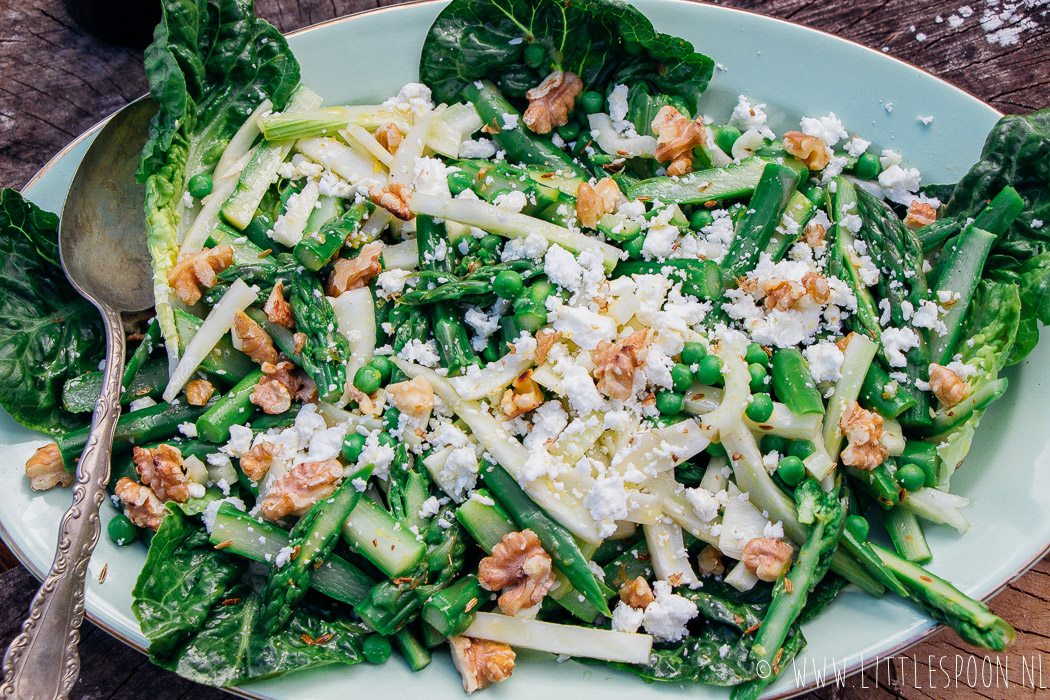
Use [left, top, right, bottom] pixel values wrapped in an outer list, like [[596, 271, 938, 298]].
[[1, 0, 1048, 697]]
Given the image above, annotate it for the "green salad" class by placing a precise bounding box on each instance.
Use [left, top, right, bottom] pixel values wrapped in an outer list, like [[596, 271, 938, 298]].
[[6, 0, 1050, 695]]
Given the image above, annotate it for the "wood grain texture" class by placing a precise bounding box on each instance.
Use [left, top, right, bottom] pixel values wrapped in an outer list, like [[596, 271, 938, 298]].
[[0, 0, 1048, 698]]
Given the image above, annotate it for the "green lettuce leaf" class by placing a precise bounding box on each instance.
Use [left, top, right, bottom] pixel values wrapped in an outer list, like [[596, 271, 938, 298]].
[[0, 189, 105, 434], [132, 504, 246, 657], [935, 280, 1021, 485], [937, 109, 1050, 363], [134, 505, 365, 687], [420, 0, 714, 112], [138, 0, 300, 365]]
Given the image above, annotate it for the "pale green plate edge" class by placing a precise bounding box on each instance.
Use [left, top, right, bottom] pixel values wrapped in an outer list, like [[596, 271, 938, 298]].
[[9, 1, 1048, 698]]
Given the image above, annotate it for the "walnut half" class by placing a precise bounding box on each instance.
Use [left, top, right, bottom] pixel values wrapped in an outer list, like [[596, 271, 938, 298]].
[[133, 444, 190, 503], [651, 106, 705, 177], [327, 241, 384, 297], [618, 576, 655, 609], [115, 478, 166, 531], [234, 310, 279, 366], [575, 177, 621, 229], [593, 328, 652, 400], [448, 636, 516, 694], [839, 400, 888, 470], [929, 363, 970, 407], [500, 371, 543, 419], [25, 444, 71, 491], [523, 70, 582, 134], [478, 529, 555, 616], [782, 131, 831, 170], [368, 184, 414, 221], [743, 537, 793, 582], [167, 245, 234, 305], [259, 459, 343, 522]]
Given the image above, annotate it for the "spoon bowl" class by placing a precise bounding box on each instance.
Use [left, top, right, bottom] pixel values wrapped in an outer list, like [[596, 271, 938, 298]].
[[60, 98, 156, 311], [1, 97, 157, 700]]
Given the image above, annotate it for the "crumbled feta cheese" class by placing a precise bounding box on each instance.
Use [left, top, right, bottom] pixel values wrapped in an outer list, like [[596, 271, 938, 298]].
[[642, 223, 679, 259], [412, 156, 451, 197], [458, 138, 498, 159], [583, 476, 629, 538], [917, 115, 935, 125], [800, 112, 848, 147], [844, 136, 871, 157], [728, 95, 775, 140], [382, 82, 434, 117], [549, 301, 618, 349], [437, 447, 479, 502], [879, 165, 923, 205], [377, 269, 412, 296], [882, 327, 921, 367], [418, 495, 442, 519], [611, 600, 645, 633], [129, 397, 157, 412], [685, 487, 721, 522], [501, 232, 549, 261], [763, 520, 785, 539], [544, 244, 586, 293], [398, 339, 441, 368], [642, 580, 699, 642], [608, 84, 630, 122], [803, 342, 845, 383], [494, 189, 528, 212], [178, 421, 198, 438]]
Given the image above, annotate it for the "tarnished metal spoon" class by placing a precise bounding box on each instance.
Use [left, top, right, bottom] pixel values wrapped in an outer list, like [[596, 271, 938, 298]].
[[1, 98, 157, 700]]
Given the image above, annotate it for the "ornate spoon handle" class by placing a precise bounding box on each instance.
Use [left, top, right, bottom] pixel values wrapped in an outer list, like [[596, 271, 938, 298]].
[[1, 306, 125, 700]]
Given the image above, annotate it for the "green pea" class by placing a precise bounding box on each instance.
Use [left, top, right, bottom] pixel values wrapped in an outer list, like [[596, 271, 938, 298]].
[[715, 126, 742, 154], [479, 234, 503, 251], [623, 233, 645, 260], [671, 363, 694, 393], [377, 432, 395, 448], [745, 393, 774, 422], [344, 434, 369, 461], [805, 187, 827, 207], [556, 121, 580, 142], [107, 514, 137, 546], [748, 363, 769, 393], [845, 514, 870, 541], [187, 173, 213, 199], [447, 170, 473, 195], [776, 455, 806, 486], [363, 634, 393, 664], [367, 355, 393, 384], [897, 464, 926, 492], [694, 355, 723, 386], [353, 365, 383, 395], [854, 152, 882, 180], [524, 43, 546, 68], [745, 342, 770, 367], [494, 270, 525, 299], [760, 434, 789, 455], [706, 441, 727, 457], [580, 91, 604, 114], [786, 439, 816, 460], [655, 391, 684, 416], [342, 433, 367, 462], [681, 341, 707, 366], [689, 209, 714, 231]]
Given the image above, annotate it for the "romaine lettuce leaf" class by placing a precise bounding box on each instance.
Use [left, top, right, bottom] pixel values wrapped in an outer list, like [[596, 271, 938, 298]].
[[138, 0, 300, 367], [0, 189, 104, 434], [936, 108, 1050, 364]]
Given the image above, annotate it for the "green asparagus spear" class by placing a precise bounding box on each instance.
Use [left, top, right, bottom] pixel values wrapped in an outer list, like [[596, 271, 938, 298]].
[[261, 464, 374, 633], [293, 201, 371, 271], [195, 369, 264, 444], [883, 506, 932, 563], [871, 543, 1015, 650], [770, 349, 825, 416], [750, 478, 846, 666], [421, 575, 486, 637], [480, 462, 611, 616], [289, 268, 352, 402], [461, 81, 589, 178], [720, 163, 800, 284]]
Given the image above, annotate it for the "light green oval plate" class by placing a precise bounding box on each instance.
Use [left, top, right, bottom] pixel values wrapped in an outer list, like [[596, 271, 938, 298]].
[[10, 1, 1046, 698]]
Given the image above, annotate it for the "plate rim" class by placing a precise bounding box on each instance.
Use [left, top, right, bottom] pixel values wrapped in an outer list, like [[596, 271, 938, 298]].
[[8, 1, 1033, 699]]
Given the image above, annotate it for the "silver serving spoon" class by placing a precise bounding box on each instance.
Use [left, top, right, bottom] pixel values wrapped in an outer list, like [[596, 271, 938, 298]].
[[1, 98, 157, 700]]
